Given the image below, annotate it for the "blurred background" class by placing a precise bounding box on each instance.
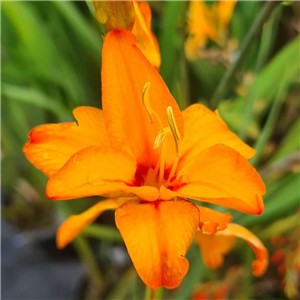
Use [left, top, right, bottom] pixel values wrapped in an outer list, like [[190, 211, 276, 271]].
[[1, 1, 299, 299]]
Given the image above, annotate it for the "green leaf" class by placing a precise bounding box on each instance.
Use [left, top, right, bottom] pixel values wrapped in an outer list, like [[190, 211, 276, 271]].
[[2, 83, 69, 121], [270, 117, 300, 162]]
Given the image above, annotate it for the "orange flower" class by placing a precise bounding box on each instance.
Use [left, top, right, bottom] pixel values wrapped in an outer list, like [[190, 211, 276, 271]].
[[24, 30, 265, 289], [93, 0, 160, 69], [185, 1, 236, 60], [195, 210, 268, 276]]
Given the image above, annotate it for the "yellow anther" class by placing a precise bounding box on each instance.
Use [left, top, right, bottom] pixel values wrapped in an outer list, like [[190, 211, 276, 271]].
[[154, 127, 171, 149], [142, 82, 153, 123], [166, 106, 182, 157]]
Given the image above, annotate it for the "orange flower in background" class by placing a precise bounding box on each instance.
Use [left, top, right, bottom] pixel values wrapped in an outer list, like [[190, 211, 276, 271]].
[[271, 223, 300, 299], [185, 0, 236, 60], [92, 1, 136, 32], [93, 0, 161, 69], [24, 30, 265, 289], [191, 266, 245, 300]]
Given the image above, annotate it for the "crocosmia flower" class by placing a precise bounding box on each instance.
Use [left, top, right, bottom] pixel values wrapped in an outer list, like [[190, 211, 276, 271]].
[[93, 0, 161, 69], [24, 30, 265, 289], [185, 0, 236, 60]]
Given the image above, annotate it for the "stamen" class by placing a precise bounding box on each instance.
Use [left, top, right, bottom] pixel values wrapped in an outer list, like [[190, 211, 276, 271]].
[[154, 127, 171, 149], [166, 106, 182, 157], [141, 82, 163, 128], [153, 128, 172, 184], [142, 82, 153, 122]]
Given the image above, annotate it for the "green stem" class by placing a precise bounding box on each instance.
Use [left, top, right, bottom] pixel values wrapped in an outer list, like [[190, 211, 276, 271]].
[[250, 69, 288, 166], [55, 202, 103, 286], [210, 1, 279, 109], [73, 236, 104, 286], [153, 287, 163, 300], [241, 247, 253, 300], [255, 5, 282, 72], [82, 224, 123, 243], [144, 286, 152, 300], [257, 213, 299, 240]]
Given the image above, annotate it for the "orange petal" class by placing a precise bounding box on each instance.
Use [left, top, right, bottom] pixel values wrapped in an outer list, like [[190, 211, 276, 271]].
[[175, 144, 265, 214], [197, 206, 232, 234], [57, 198, 122, 249], [195, 230, 236, 269], [218, 1, 236, 30], [216, 223, 268, 276], [179, 104, 255, 172], [73, 106, 108, 135], [132, 1, 161, 69], [92, 1, 136, 32], [102, 29, 183, 168], [46, 145, 138, 200], [23, 107, 109, 178], [115, 199, 200, 289]]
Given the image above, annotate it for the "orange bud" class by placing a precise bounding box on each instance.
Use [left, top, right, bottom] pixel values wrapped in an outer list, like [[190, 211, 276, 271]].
[[92, 1, 136, 32]]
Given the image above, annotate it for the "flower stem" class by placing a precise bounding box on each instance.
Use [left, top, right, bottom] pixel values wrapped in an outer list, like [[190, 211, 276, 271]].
[[210, 1, 279, 109], [82, 224, 123, 243], [153, 287, 163, 300], [144, 286, 152, 300], [73, 236, 104, 287], [250, 68, 288, 166], [55, 202, 103, 286]]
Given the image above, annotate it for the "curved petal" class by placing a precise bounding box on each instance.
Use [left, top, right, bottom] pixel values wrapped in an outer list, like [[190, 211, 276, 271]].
[[175, 144, 265, 214], [57, 198, 122, 249], [46, 145, 138, 200], [195, 230, 235, 268], [216, 223, 268, 276], [179, 104, 255, 172], [115, 199, 200, 289], [102, 29, 183, 168], [23, 107, 109, 178], [197, 206, 232, 234], [92, 1, 136, 32], [133, 1, 161, 69]]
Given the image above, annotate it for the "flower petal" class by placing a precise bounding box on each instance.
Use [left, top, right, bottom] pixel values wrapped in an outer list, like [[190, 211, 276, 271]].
[[92, 1, 136, 32], [179, 104, 255, 172], [197, 206, 232, 234], [175, 144, 265, 214], [57, 198, 122, 249], [102, 29, 183, 167], [46, 145, 138, 200], [73, 106, 108, 135], [195, 230, 235, 268], [115, 199, 200, 289], [216, 223, 268, 276], [23, 107, 109, 177], [218, 1, 236, 30], [133, 1, 161, 69]]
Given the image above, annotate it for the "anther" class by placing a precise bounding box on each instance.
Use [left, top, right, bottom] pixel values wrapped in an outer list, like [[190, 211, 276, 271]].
[[154, 127, 171, 149], [142, 82, 153, 123], [166, 106, 182, 157]]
